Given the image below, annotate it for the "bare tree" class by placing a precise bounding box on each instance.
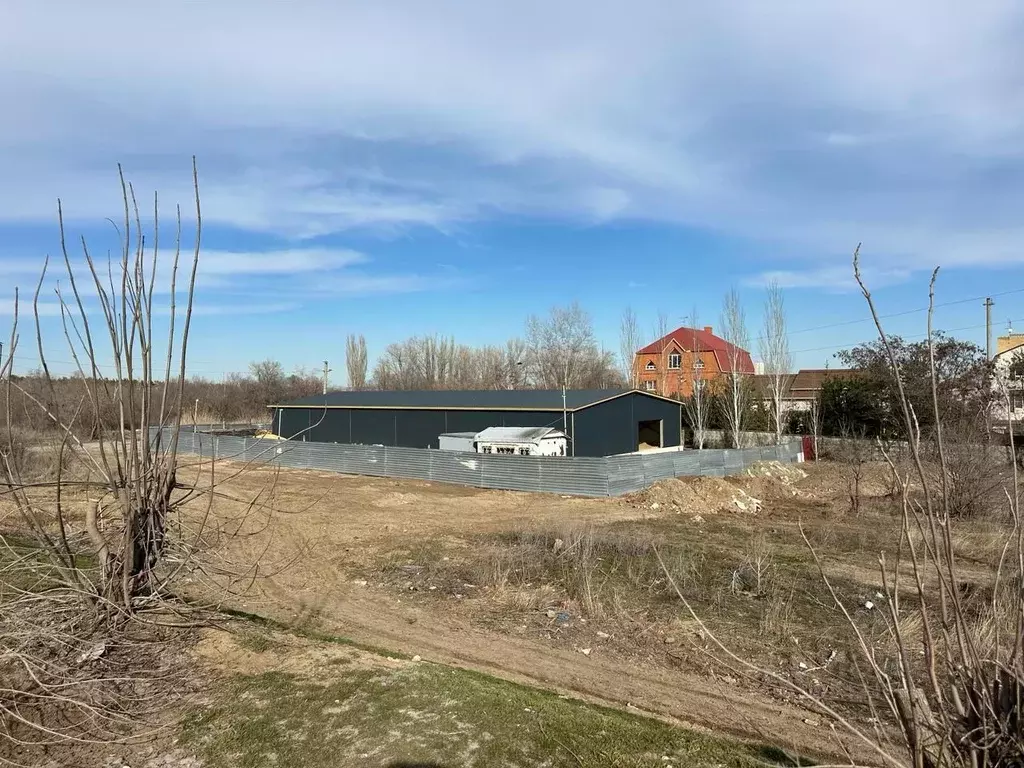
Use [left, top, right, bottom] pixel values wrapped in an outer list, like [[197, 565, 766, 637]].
[[619, 307, 641, 388], [654, 310, 670, 395], [249, 359, 286, 406], [683, 311, 712, 448], [368, 314, 620, 392], [503, 338, 528, 389], [345, 333, 368, 390], [759, 280, 793, 444], [809, 362, 829, 461], [720, 288, 750, 448], [526, 302, 602, 389]]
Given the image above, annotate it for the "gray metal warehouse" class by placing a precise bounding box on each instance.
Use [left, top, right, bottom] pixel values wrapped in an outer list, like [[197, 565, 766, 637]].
[[270, 389, 683, 457]]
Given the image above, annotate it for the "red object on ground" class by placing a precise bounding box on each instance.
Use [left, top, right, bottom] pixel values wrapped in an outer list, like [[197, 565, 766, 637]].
[[802, 434, 816, 461]]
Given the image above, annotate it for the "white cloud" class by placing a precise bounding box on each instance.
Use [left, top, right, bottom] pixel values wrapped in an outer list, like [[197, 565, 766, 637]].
[[0, 0, 1022, 275], [159, 302, 300, 317], [0, 298, 63, 318], [0, 246, 459, 309], [746, 265, 912, 292], [199, 249, 365, 276], [303, 271, 470, 297]]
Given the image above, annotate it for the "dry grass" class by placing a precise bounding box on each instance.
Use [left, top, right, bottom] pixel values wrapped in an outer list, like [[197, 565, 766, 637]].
[[352, 458, 1023, 749]]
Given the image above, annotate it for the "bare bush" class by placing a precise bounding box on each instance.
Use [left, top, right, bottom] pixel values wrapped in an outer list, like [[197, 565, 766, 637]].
[[832, 430, 872, 515], [0, 162, 214, 756]]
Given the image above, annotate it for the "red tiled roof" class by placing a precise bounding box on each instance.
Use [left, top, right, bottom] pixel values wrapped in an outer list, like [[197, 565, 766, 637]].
[[637, 326, 755, 375]]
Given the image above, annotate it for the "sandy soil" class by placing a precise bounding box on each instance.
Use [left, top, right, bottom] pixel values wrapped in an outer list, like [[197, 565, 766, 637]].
[[179, 462, 890, 762]]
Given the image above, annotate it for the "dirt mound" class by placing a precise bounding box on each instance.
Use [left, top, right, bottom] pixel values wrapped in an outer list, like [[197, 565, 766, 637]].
[[745, 460, 807, 484], [741, 461, 808, 502], [626, 476, 762, 516]]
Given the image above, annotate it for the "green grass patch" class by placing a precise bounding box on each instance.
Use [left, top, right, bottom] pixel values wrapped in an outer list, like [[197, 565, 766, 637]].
[[184, 659, 787, 768]]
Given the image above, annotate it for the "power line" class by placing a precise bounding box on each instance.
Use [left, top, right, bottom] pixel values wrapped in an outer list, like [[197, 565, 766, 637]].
[[782, 285, 1024, 340], [789, 320, 992, 356]]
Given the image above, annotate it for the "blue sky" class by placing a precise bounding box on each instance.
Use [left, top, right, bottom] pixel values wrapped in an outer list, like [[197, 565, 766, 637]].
[[2, 1, 1024, 383]]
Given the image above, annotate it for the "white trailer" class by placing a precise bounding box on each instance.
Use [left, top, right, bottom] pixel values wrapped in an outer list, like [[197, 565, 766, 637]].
[[437, 427, 567, 456], [473, 427, 567, 456]]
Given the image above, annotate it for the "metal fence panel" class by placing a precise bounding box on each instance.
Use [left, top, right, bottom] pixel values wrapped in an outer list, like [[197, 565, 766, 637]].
[[640, 454, 678, 486], [605, 455, 646, 496], [159, 428, 803, 497], [384, 446, 435, 482], [698, 450, 727, 477], [479, 454, 543, 493], [671, 451, 702, 477], [539, 457, 610, 497], [429, 449, 484, 488]]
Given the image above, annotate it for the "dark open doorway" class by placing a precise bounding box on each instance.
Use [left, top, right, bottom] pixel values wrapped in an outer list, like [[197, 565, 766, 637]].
[[637, 419, 663, 451]]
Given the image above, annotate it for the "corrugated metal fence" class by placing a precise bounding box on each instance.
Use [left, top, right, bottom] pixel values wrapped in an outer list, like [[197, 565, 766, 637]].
[[156, 429, 802, 497]]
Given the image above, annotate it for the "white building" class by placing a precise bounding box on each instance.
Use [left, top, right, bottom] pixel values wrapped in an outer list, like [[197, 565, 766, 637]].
[[438, 426, 567, 456], [992, 332, 1024, 421]]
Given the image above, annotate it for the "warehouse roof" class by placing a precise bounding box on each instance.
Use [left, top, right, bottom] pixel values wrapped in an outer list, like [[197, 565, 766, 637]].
[[272, 388, 673, 411]]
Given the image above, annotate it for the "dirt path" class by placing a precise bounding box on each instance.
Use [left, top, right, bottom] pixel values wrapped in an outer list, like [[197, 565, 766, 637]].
[[251, 577, 865, 763], [186, 462, 884, 764]]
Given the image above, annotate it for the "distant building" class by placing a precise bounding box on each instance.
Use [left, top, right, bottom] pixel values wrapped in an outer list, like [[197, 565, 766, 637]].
[[992, 331, 1024, 420], [634, 326, 754, 398], [752, 368, 858, 412], [271, 388, 683, 457]]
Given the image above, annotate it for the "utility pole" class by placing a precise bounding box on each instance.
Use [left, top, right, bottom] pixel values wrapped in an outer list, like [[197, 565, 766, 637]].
[[985, 297, 994, 359], [322, 360, 332, 395]]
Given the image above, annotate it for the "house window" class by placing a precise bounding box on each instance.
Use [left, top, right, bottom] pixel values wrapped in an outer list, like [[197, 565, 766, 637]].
[[481, 445, 493, 454], [668, 353, 681, 369], [496, 446, 516, 455], [518, 447, 530, 456], [693, 359, 705, 370], [1012, 392, 1024, 411], [645, 361, 656, 371], [643, 380, 656, 391]]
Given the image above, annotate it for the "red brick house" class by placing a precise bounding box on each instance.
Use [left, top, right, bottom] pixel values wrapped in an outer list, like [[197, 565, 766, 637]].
[[634, 326, 754, 398]]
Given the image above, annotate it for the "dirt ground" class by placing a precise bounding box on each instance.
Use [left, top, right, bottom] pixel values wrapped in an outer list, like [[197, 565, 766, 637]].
[[5, 454, 1006, 765], [172, 459, 929, 763]]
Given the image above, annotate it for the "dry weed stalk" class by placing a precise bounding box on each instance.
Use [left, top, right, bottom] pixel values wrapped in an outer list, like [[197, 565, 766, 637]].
[[659, 246, 1024, 768]]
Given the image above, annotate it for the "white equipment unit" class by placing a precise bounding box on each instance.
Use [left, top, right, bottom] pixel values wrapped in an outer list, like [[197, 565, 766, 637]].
[[438, 432, 477, 452], [437, 427, 567, 456]]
